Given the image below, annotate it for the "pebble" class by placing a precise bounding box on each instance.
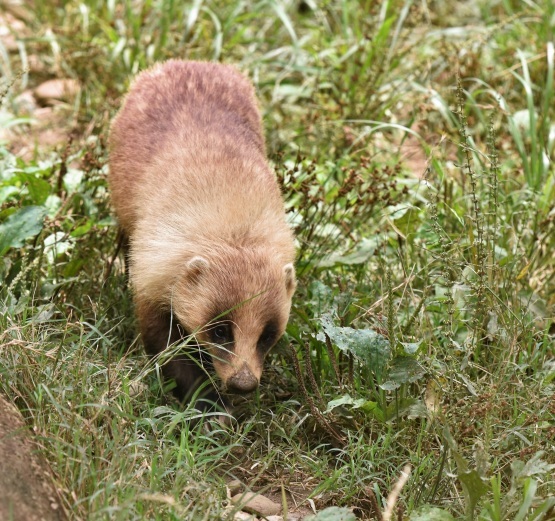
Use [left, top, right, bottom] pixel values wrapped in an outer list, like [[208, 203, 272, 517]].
[[227, 479, 243, 496], [0, 13, 26, 51], [14, 90, 37, 113], [34, 79, 80, 104], [230, 491, 281, 517], [128, 380, 147, 398]]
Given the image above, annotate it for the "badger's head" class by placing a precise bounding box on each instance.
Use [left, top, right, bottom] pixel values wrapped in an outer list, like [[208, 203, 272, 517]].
[[172, 246, 296, 394]]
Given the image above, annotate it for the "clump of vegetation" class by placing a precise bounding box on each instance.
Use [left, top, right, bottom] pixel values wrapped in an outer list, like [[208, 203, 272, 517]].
[[1, 1, 554, 519]]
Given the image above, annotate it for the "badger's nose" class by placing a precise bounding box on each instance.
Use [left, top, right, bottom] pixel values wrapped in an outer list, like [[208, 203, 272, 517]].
[[226, 365, 259, 394]]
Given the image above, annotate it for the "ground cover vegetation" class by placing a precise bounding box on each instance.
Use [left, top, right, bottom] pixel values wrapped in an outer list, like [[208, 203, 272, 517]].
[[0, 0, 554, 519]]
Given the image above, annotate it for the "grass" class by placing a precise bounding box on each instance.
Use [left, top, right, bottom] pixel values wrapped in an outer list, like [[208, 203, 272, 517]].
[[1, 0, 554, 519]]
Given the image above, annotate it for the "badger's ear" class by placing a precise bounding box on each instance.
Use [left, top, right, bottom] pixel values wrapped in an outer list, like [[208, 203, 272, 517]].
[[186, 256, 209, 283], [283, 263, 296, 296]]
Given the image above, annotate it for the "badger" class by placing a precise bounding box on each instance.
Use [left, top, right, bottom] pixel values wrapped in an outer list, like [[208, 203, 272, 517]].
[[108, 60, 296, 411]]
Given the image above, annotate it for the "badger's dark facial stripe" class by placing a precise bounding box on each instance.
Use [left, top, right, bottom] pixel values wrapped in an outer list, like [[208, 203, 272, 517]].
[[257, 321, 279, 353], [209, 322, 234, 347]]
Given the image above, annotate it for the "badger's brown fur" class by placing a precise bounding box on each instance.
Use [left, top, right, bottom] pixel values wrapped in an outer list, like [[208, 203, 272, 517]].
[[108, 60, 296, 410]]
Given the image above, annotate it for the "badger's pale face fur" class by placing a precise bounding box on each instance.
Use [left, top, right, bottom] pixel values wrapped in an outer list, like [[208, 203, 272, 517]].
[[171, 251, 295, 393], [108, 60, 296, 409]]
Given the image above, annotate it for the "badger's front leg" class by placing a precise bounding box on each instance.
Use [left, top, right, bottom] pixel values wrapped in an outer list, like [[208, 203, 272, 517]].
[[135, 299, 222, 411]]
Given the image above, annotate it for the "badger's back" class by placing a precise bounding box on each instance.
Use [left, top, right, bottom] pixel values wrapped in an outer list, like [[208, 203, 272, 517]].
[[108, 60, 272, 235]]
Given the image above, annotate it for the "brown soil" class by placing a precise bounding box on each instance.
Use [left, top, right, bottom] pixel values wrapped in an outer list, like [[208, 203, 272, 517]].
[[0, 395, 67, 521]]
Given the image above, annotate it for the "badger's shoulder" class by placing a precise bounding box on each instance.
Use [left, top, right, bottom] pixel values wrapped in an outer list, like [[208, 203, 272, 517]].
[[110, 60, 265, 154]]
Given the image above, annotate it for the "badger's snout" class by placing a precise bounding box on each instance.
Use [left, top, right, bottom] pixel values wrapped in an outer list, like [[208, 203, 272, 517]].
[[226, 364, 259, 394]]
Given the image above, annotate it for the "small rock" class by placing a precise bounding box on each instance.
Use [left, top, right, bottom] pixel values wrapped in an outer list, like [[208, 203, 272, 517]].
[[234, 511, 258, 520], [231, 492, 281, 517], [266, 516, 286, 521], [0, 29, 18, 51], [14, 90, 37, 114], [227, 479, 243, 496], [27, 54, 48, 74], [34, 79, 80, 104], [128, 380, 147, 398], [0, 13, 26, 51]]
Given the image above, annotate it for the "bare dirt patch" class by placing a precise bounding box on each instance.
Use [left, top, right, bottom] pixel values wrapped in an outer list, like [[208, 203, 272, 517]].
[[0, 394, 67, 521]]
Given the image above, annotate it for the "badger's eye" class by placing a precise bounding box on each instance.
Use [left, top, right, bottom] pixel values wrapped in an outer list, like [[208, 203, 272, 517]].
[[214, 325, 226, 339], [211, 323, 232, 344], [258, 323, 278, 351]]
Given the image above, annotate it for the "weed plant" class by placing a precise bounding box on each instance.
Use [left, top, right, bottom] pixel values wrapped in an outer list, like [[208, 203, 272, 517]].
[[1, 1, 554, 520]]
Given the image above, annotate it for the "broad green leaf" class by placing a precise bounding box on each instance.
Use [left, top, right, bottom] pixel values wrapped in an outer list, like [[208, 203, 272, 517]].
[[318, 238, 376, 267], [360, 400, 385, 422], [96, 216, 117, 227], [71, 219, 94, 237], [325, 394, 366, 413], [458, 470, 489, 516], [63, 258, 85, 277], [384, 397, 422, 421], [317, 313, 390, 378], [0, 205, 47, 255], [0, 185, 19, 204], [325, 394, 385, 422], [44, 194, 62, 217], [443, 426, 488, 517], [309, 281, 334, 313], [304, 507, 357, 521], [17, 172, 52, 205], [63, 168, 84, 193], [405, 400, 428, 419], [514, 451, 555, 481], [402, 341, 422, 355], [380, 356, 426, 391], [392, 207, 422, 236], [44, 232, 72, 263]]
